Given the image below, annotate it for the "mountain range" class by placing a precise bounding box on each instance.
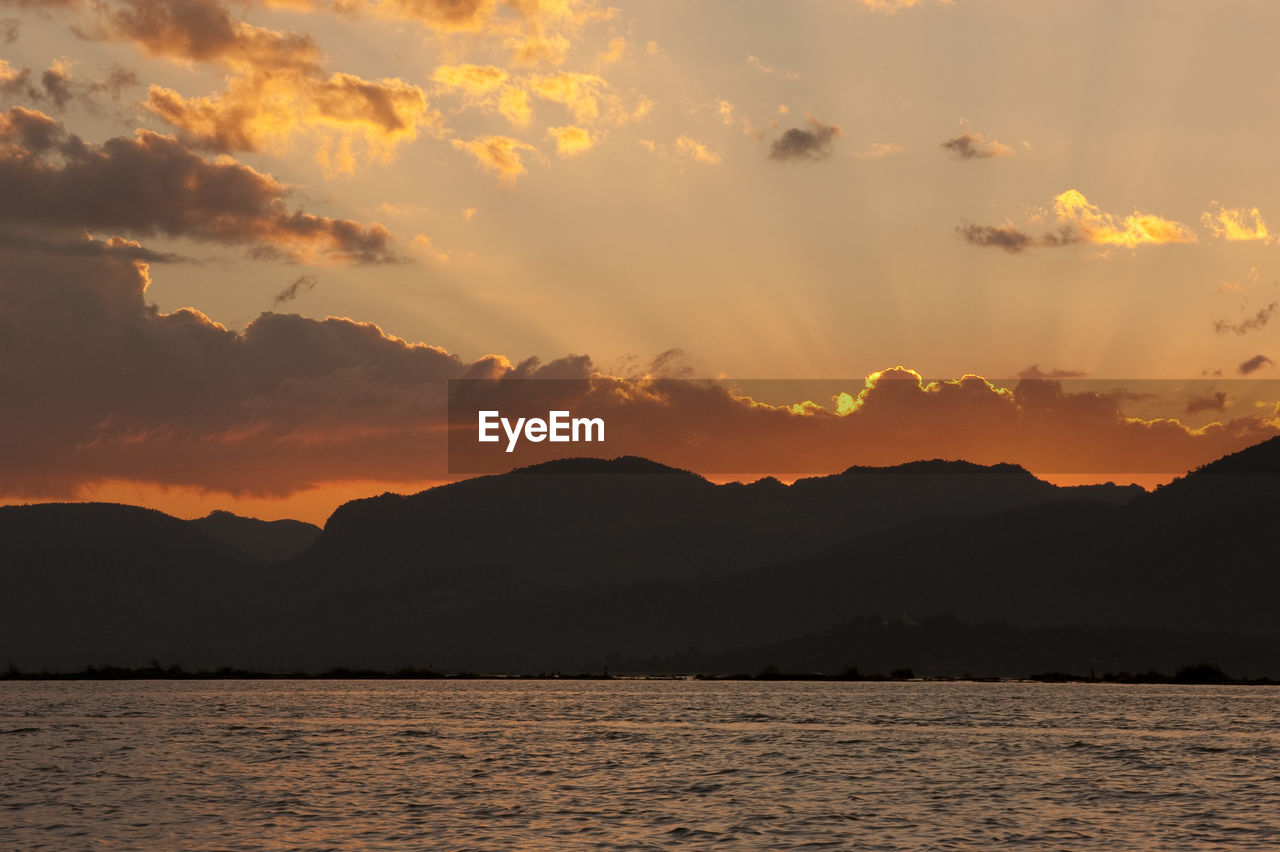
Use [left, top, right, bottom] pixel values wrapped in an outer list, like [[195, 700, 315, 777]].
[[2, 437, 1277, 676]]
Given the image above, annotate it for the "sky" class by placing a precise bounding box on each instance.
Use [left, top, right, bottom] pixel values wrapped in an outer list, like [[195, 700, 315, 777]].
[[2, 0, 1279, 523]]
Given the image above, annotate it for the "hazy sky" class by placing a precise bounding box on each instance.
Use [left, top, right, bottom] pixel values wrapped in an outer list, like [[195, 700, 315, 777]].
[[2, 0, 1278, 521]]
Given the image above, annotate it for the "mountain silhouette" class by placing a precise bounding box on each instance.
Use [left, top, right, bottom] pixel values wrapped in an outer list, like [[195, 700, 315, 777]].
[[190, 510, 321, 564], [2, 440, 1277, 675]]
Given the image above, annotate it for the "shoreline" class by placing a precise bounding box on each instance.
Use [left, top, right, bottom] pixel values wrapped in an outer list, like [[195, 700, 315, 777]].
[[4, 663, 1276, 685]]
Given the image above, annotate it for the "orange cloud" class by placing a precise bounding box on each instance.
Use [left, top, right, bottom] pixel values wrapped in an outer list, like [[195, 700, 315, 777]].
[[1053, 189, 1197, 247], [432, 64, 534, 128], [350, 0, 613, 66], [73, 0, 438, 171], [1202, 202, 1272, 243], [3, 247, 1276, 506], [526, 70, 647, 125], [675, 135, 721, 165], [432, 63, 509, 95], [546, 124, 594, 156], [0, 107, 398, 263], [146, 73, 437, 173], [451, 135, 537, 181]]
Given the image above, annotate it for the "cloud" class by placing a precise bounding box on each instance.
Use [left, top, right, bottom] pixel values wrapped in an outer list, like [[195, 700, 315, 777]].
[[769, 117, 841, 162], [595, 35, 625, 66], [546, 124, 594, 156], [1214, 302, 1277, 336], [348, 0, 615, 66], [91, 0, 323, 70], [746, 54, 799, 80], [273, 274, 318, 307], [358, 0, 498, 32], [451, 135, 537, 182], [675, 135, 720, 166], [0, 58, 121, 111], [410, 233, 450, 262], [1239, 354, 1274, 376], [3, 250, 1276, 502], [67, 0, 438, 171], [144, 72, 437, 173], [956, 223, 1078, 253], [432, 63, 508, 95], [940, 131, 1012, 160], [1017, 365, 1088, 380], [1186, 391, 1230, 414], [526, 71, 645, 125], [0, 107, 399, 263], [964, 189, 1200, 253], [1202, 202, 1272, 243], [1, 18, 18, 44], [860, 0, 930, 12], [1053, 189, 1197, 248], [851, 141, 902, 159], [0, 229, 186, 262]]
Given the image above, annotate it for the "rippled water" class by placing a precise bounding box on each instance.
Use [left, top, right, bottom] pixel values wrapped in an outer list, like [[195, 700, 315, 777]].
[[2, 680, 1279, 850]]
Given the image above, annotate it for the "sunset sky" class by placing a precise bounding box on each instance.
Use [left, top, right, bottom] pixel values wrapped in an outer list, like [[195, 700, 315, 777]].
[[2, 0, 1279, 523]]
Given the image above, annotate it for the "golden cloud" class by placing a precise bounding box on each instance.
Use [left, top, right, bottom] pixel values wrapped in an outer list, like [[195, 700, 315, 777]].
[[451, 134, 537, 181], [1053, 189, 1197, 248], [527, 71, 607, 122], [432, 63, 509, 95], [1202, 202, 1272, 243], [146, 72, 438, 175], [498, 85, 533, 126], [546, 124, 594, 156], [675, 135, 721, 166]]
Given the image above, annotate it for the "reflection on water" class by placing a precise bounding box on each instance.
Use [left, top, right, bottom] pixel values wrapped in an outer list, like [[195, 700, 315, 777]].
[[2, 680, 1279, 850]]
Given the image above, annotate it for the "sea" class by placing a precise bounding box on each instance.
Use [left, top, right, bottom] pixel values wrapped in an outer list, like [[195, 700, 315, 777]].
[[2, 679, 1279, 850]]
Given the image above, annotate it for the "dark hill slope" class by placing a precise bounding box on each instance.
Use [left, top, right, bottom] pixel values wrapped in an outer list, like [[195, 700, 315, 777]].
[[190, 510, 321, 564], [0, 503, 256, 670]]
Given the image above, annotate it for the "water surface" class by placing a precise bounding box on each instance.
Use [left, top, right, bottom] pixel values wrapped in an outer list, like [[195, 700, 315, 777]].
[[2, 680, 1278, 849]]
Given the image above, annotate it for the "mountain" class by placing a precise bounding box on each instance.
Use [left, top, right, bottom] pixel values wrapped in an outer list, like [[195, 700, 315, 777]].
[[1, 440, 1277, 675], [190, 510, 321, 564], [605, 615, 1280, 680], [0, 503, 256, 671]]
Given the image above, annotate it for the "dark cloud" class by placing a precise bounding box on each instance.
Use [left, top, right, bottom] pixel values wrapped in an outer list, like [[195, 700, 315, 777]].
[[956, 224, 1080, 253], [941, 131, 1012, 160], [0, 0, 81, 7], [0, 105, 65, 150], [1, 17, 18, 44], [768, 117, 841, 162], [0, 63, 36, 102], [40, 65, 74, 110], [1238, 354, 1274, 376], [273, 274, 318, 307], [1186, 391, 1229, 414], [86, 0, 321, 71], [0, 228, 187, 262], [1017, 364, 1088, 380], [1214, 302, 1277, 336], [1, 60, 138, 110], [2, 253, 1277, 501], [0, 107, 400, 264]]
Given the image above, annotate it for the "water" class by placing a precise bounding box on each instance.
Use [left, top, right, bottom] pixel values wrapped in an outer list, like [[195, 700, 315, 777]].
[[2, 680, 1279, 850]]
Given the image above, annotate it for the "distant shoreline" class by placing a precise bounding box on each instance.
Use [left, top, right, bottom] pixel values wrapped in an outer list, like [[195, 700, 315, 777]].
[[3, 663, 1276, 685]]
